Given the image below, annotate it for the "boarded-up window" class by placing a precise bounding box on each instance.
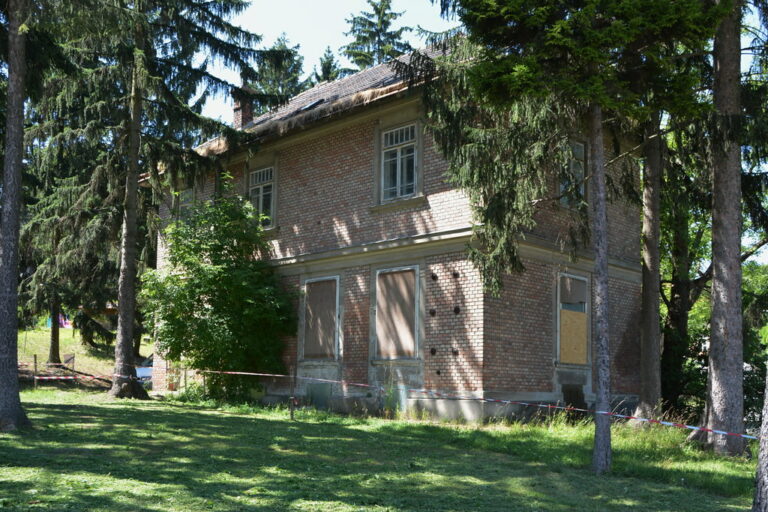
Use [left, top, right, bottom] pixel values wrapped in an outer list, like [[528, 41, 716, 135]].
[[559, 275, 588, 365], [304, 279, 337, 359], [376, 268, 417, 358]]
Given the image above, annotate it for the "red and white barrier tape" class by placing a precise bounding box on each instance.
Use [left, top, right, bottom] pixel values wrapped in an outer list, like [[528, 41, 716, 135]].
[[33, 373, 138, 381], [195, 369, 758, 441]]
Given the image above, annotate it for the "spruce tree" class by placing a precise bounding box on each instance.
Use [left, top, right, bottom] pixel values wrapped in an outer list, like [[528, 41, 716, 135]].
[[250, 35, 310, 115], [24, 0, 282, 399], [341, 0, 412, 69], [312, 46, 351, 84], [410, 0, 719, 474], [0, 0, 30, 431], [708, 0, 745, 456]]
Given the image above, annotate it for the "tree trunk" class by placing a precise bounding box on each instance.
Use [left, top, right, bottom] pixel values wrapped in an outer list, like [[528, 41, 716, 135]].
[[110, 7, 148, 400], [132, 322, 142, 361], [0, 0, 31, 431], [753, 368, 768, 510], [589, 102, 611, 474], [661, 188, 691, 409], [635, 114, 662, 419], [48, 294, 62, 365], [707, 1, 744, 455]]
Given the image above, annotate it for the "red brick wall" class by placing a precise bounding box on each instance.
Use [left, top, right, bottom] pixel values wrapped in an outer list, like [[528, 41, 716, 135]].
[[423, 254, 484, 392], [341, 266, 371, 387], [151, 99, 642, 401], [608, 276, 642, 394], [483, 259, 557, 393], [225, 117, 473, 260]]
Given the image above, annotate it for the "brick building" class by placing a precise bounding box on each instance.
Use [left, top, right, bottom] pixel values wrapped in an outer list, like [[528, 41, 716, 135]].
[[152, 61, 642, 419]]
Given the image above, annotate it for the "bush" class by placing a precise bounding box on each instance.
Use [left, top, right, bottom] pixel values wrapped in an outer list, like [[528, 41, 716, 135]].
[[141, 195, 296, 400]]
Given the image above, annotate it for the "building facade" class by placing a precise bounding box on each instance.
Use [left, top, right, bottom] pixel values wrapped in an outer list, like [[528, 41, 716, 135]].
[[152, 63, 642, 420]]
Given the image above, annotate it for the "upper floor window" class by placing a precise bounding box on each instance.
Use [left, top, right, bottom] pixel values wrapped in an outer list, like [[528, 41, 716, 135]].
[[249, 167, 274, 227], [177, 188, 194, 219], [560, 141, 586, 207], [381, 124, 417, 201]]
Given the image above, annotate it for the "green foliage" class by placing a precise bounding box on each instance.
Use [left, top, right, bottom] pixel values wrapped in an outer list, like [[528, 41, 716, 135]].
[[312, 46, 352, 84], [441, 0, 722, 118], [397, 38, 588, 292], [341, 0, 412, 69], [141, 195, 295, 400], [249, 34, 311, 115]]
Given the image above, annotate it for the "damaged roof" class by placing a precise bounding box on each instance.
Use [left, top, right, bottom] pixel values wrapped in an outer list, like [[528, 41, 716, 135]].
[[194, 56, 423, 157], [245, 60, 406, 133]]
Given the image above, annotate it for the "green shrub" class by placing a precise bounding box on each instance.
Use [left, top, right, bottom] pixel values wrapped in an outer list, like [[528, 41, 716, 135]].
[[141, 194, 296, 400]]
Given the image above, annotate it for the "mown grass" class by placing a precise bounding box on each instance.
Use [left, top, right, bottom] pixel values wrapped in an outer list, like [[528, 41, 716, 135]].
[[17, 329, 150, 378], [0, 389, 756, 511]]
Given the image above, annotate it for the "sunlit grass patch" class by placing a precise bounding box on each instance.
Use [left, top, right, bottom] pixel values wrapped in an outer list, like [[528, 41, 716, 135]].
[[0, 389, 756, 511]]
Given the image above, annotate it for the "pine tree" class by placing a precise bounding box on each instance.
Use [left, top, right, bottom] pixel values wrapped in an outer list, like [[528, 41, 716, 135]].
[[708, 0, 745, 456], [24, 0, 282, 399], [407, 0, 720, 474], [0, 0, 30, 431], [250, 35, 310, 115], [341, 0, 412, 69], [312, 46, 351, 84]]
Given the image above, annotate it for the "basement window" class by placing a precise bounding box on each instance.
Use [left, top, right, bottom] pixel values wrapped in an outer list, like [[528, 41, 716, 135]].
[[558, 274, 589, 365], [375, 266, 418, 359], [303, 277, 339, 360]]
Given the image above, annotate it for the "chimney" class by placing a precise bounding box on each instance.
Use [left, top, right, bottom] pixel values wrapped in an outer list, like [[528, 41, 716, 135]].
[[232, 88, 253, 130]]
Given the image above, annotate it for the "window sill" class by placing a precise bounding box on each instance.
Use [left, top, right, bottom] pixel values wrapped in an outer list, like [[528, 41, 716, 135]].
[[371, 358, 421, 366], [554, 361, 590, 369], [263, 225, 280, 238], [299, 359, 339, 366], [369, 195, 427, 214]]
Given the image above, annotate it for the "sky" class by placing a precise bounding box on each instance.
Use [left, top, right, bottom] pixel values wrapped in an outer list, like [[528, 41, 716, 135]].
[[201, 0, 458, 123]]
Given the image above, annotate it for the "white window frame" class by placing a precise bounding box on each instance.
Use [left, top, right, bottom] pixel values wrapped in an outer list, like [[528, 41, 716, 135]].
[[380, 124, 418, 202], [556, 272, 590, 366], [373, 264, 420, 360], [301, 275, 341, 361], [248, 166, 275, 228]]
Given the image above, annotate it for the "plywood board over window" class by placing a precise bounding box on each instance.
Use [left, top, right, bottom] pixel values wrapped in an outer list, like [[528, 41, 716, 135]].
[[559, 275, 588, 365], [304, 278, 338, 359], [376, 268, 417, 358]]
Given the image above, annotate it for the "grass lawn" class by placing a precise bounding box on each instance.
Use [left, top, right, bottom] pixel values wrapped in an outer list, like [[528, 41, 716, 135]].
[[17, 329, 151, 378], [0, 389, 756, 511]]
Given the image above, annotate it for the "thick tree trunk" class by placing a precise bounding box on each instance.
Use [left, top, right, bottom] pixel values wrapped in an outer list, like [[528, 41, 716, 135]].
[[48, 294, 61, 365], [0, 0, 31, 431], [661, 192, 691, 409], [589, 103, 611, 474], [753, 368, 768, 510], [635, 115, 662, 419], [110, 11, 148, 400], [707, 2, 744, 455]]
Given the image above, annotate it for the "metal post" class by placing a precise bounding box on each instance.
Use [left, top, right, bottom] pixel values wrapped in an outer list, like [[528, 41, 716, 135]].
[[33, 354, 37, 390], [290, 365, 296, 421]]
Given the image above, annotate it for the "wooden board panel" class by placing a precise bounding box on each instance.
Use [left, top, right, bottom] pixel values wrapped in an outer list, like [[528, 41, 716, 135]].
[[560, 309, 588, 365]]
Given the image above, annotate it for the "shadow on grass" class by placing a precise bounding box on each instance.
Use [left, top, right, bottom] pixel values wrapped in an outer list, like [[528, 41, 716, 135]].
[[374, 420, 755, 498], [0, 397, 752, 512]]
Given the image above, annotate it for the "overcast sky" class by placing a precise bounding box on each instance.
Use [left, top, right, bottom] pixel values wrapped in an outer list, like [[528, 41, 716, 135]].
[[202, 0, 458, 123]]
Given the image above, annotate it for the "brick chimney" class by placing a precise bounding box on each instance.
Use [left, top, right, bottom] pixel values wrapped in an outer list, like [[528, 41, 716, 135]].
[[232, 88, 253, 130]]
